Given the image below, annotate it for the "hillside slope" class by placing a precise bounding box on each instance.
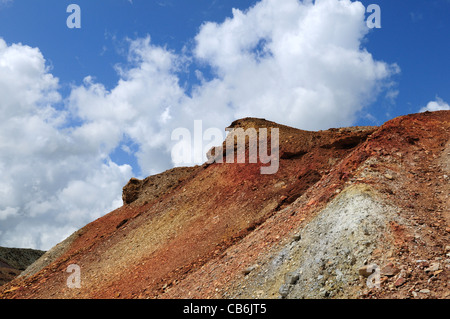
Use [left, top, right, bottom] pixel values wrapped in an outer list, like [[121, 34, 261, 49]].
[[0, 247, 45, 286], [1, 111, 448, 299]]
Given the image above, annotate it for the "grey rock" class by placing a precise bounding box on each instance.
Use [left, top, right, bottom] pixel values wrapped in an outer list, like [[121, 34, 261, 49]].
[[230, 184, 400, 299], [278, 284, 291, 298], [284, 272, 300, 285], [424, 262, 440, 273]]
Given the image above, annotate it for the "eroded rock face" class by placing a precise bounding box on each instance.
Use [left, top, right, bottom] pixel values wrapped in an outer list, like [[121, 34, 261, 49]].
[[122, 166, 199, 205], [234, 184, 397, 299], [122, 178, 143, 205]]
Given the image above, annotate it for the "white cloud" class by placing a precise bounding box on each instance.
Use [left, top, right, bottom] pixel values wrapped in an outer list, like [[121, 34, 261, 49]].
[[0, 39, 132, 250], [0, 207, 18, 221], [192, 0, 398, 130], [68, 36, 190, 175], [0, 0, 399, 250], [420, 97, 450, 112]]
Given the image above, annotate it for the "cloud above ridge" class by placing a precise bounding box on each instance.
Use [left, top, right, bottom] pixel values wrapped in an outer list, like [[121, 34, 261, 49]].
[[193, 0, 393, 130], [420, 97, 450, 112]]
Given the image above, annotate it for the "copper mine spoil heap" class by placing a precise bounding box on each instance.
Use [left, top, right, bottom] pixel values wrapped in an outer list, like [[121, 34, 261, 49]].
[[1, 110, 449, 299]]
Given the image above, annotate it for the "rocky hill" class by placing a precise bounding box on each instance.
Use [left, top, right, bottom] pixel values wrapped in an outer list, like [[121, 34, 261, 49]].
[[0, 247, 45, 286], [0, 110, 448, 299]]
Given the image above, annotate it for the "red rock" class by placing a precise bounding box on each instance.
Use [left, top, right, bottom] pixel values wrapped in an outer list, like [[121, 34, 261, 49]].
[[394, 277, 406, 287], [381, 263, 400, 277]]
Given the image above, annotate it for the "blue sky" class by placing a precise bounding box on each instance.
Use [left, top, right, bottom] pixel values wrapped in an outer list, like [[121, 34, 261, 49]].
[[360, 0, 450, 119], [0, 1, 257, 92], [0, 0, 447, 119], [0, 0, 448, 250]]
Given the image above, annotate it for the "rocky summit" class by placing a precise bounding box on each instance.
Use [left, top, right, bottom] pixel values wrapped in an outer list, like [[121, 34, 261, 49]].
[[1, 111, 449, 299]]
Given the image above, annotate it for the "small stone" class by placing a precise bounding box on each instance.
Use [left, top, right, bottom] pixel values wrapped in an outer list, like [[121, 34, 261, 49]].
[[394, 277, 406, 287], [415, 260, 429, 267], [424, 262, 440, 273], [381, 263, 400, 277], [292, 234, 301, 241], [279, 284, 290, 298], [384, 174, 394, 180], [242, 264, 258, 275], [285, 272, 300, 285], [419, 289, 430, 294]]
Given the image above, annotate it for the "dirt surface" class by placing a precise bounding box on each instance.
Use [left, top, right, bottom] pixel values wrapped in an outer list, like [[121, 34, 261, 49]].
[[0, 111, 448, 299]]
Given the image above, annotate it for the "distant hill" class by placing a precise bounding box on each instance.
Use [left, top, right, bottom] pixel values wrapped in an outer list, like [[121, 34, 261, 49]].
[[0, 247, 45, 286]]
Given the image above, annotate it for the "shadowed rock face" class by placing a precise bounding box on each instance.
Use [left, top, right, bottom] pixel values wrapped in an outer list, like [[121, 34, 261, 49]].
[[0, 247, 45, 286], [1, 111, 449, 299]]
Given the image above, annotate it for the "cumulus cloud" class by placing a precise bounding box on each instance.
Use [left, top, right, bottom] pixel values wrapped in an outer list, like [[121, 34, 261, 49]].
[[192, 0, 399, 130], [68, 36, 191, 175], [0, 39, 132, 250], [420, 97, 450, 112], [0, 0, 399, 250]]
